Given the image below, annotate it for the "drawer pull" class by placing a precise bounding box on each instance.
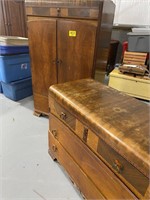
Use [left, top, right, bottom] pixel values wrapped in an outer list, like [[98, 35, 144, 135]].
[[83, 127, 88, 142], [113, 159, 124, 173], [52, 145, 57, 152], [60, 112, 67, 120], [52, 130, 57, 138], [57, 7, 61, 16], [57, 8, 61, 12]]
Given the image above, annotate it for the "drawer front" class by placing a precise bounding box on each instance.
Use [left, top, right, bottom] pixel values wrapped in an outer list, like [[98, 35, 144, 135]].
[[48, 132, 105, 200], [75, 120, 149, 198], [49, 97, 76, 130], [49, 114, 137, 199], [26, 6, 99, 19], [75, 119, 99, 152], [97, 139, 149, 197]]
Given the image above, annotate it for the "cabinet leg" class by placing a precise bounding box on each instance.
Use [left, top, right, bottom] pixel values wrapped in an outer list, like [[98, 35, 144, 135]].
[[48, 149, 57, 161], [33, 110, 42, 117], [33, 109, 49, 117]]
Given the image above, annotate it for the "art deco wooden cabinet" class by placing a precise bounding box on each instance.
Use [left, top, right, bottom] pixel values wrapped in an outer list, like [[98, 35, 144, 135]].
[[0, 0, 27, 36], [48, 79, 150, 199], [25, 0, 115, 116]]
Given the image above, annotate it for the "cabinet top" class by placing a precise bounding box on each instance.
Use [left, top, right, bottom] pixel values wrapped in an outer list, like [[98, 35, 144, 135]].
[[25, 0, 115, 19], [25, 0, 102, 7], [49, 78, 150, 177]]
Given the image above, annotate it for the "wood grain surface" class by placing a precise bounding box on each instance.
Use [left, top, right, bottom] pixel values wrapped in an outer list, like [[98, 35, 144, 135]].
[[49, 78, 150, 178], [26, 0, 115, 115], [49, 115, 137, 199]]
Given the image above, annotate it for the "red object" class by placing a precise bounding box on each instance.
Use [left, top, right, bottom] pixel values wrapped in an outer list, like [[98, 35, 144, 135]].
[[146, 53, 149, 59], [122, 41, 128, 56]]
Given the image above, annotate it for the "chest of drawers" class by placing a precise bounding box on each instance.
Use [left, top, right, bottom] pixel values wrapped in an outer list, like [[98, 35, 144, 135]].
[[48, 78, 150, 199]]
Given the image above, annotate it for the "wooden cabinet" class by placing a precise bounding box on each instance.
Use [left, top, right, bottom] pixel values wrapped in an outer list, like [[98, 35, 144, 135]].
[[25, 0, 115, 116], [27, 19, 57, 114], [27, 18, 97, 114], [0, 0, 6, 35], [0, 0, 27, 37], [48, 79, 150, 199]]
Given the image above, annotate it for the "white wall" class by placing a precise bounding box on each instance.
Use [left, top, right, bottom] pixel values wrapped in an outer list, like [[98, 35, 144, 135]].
[[112, 0, 150, 27]]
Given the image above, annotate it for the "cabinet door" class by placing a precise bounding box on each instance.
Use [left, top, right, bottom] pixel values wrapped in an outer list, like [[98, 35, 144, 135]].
[[28, 19, 57, 96], [57, 20, 97, 83], [0, 0, 8, 35], [0, 0, 27, 37], [28, 18, 57, 114], [3, 0, 27, 36]]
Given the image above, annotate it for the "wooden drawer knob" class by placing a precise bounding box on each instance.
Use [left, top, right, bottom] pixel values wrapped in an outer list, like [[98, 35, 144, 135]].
[[57, 8, 61, 12], [52, 129, 57, 138], [113, 159, 124, 173], [60, 112, 67, 120], [83, 127, 88, 142], [52, 145, 57, 152], [57, 7, 61, 16]]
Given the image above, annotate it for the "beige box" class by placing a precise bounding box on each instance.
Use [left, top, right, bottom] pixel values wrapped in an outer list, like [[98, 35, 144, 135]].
[[109, 69, 150, 100]]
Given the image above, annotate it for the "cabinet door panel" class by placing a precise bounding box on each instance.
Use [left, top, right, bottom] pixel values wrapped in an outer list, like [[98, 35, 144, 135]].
[[0, 1, 7, 35], [57, 20, 97, 83], [28, 19, 57, 96], [6, 0, 27, 36], [0, 0, 9, 35]]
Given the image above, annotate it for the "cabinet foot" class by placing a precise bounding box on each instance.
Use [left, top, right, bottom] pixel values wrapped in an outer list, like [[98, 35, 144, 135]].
[[48, 149, 57, 161], [33, 111, 42, 117], [33, 110, 49, 117]]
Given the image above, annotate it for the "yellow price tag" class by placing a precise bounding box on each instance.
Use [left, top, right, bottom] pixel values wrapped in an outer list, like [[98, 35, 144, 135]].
[[69, 30, 76, 37]]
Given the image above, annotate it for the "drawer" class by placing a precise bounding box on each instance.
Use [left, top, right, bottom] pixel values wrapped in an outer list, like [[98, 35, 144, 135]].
[[97, 139, 149, 198], [48, 132, 105, 200], [49, 114, 137, 199], [49, 97, 76, 130], [26, 6, 99, 19], [75, 120, 149, 198], [75, 119, 99, 152]]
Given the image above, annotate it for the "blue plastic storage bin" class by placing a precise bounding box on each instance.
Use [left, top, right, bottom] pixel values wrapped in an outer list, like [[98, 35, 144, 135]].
[[0, 70, 2, 93], [0, 54, 31, 83], [0, 82, 2, 93], [0, 45, 29, 55], [1, 77, 33, 101]]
